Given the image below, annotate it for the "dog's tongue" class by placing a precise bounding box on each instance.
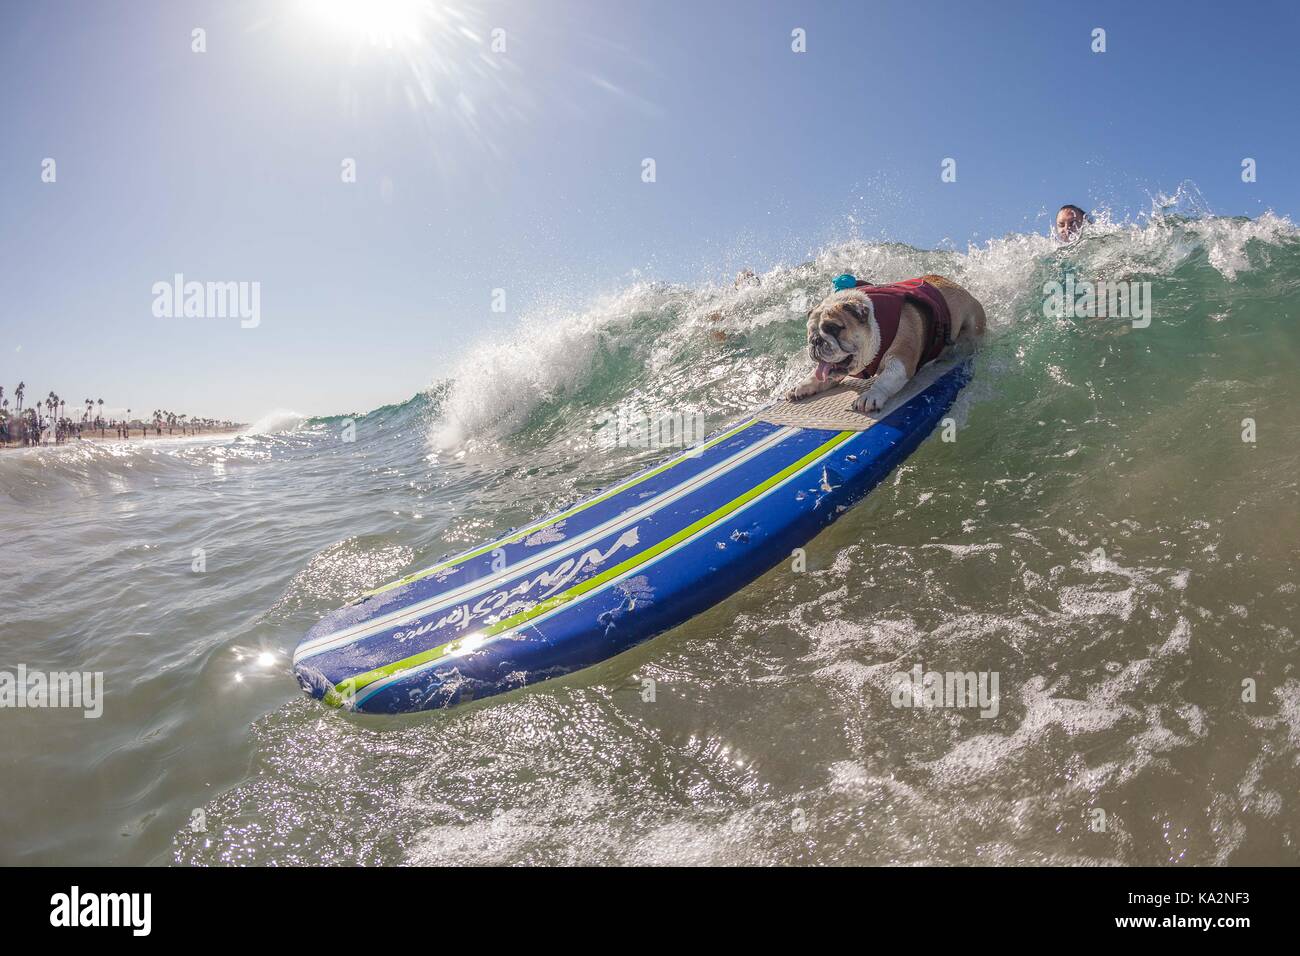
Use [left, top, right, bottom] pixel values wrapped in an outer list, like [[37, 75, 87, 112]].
[[815, 360, 834, 382]]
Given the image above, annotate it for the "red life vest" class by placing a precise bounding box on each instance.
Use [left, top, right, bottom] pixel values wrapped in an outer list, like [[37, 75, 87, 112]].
[[849, 277, 952, 378]]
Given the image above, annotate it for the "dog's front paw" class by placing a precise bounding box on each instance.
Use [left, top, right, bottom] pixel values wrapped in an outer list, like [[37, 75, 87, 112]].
[[852, 389, 886, 414], [786, 378, 822, 402]]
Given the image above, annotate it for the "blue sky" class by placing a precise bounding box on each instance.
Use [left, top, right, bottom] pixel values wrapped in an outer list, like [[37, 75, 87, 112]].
[[2, 0, 1297, 421]]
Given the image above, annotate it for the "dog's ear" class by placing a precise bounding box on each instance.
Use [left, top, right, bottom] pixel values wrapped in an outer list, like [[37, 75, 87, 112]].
[[838, 296, 867, 326]]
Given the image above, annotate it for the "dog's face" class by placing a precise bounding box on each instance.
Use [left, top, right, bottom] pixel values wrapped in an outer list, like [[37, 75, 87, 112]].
[[805, 290, 880, 380]]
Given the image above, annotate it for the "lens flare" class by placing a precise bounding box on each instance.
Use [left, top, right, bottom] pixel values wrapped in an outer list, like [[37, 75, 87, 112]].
[[294, 0, 522, 165], [302, 0, 431, 46]]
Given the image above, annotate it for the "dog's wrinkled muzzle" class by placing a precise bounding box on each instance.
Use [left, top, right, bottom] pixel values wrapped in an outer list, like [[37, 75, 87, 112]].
[[810, 337, 852, 381]]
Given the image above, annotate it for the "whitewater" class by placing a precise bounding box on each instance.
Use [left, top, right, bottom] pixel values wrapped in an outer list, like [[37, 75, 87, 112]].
[[1, 209, 1297, 865]]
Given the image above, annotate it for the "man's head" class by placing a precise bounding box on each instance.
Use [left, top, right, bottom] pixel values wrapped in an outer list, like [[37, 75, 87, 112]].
[[1056, 204, 1087, 242]]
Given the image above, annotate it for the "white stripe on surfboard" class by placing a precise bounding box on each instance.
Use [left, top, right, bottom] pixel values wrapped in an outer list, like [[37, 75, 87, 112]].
[[349, 427, 861, 707], [362, 418, 762, 599], [294, 423, 799, 662]]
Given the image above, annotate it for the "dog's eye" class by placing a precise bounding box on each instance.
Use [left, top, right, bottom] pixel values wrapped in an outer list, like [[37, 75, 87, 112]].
[[822, 323, 842, 337]]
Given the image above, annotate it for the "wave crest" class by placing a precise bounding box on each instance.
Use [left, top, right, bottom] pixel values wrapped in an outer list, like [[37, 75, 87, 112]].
[[424, 209, 1297, 449]]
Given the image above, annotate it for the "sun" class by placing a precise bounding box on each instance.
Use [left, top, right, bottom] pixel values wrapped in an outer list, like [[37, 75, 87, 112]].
[[291, 0, 519, 157], [301, 0, 434, 46]]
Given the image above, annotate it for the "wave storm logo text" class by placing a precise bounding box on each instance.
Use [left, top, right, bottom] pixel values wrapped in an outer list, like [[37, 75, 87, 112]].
[[393, 527, 643, 642]]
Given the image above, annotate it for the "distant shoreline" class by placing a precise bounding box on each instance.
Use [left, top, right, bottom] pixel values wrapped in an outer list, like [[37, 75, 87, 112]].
[[0, 425, 245, 452]]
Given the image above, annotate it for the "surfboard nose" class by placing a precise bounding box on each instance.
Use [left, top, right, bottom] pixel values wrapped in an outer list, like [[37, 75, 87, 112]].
[[293, 660, 333, 703]]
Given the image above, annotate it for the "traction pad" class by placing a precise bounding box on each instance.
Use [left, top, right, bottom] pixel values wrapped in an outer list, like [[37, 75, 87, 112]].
[[757, 356, 962, 431]]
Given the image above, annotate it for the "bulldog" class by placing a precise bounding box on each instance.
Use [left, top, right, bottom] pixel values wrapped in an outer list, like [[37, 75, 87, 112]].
[[787, 273, 985, 414]]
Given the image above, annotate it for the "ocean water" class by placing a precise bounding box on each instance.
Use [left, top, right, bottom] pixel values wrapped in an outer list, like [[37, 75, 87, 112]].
[[2, 210, 1298, 865]]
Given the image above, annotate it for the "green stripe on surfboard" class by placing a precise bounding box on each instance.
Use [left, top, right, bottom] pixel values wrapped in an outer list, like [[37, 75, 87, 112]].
[[359, 418, 761, 600], [327, 428, 856, 707]]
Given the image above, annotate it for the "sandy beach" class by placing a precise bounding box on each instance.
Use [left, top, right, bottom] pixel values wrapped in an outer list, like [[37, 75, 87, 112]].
[[0, 425, 244, 451]]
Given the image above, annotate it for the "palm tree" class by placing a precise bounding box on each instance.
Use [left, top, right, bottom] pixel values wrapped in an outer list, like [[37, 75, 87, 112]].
[[15, 381, 24, 412]]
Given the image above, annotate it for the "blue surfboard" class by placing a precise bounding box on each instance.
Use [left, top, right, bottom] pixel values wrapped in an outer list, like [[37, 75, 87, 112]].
[[293, 359, 972, 713]]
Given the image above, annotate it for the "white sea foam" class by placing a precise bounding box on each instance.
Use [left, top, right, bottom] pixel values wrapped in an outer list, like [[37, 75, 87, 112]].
[[243, 408, 307, 435], [431, 283, 669, 448], [426, 210, 1297, 450]]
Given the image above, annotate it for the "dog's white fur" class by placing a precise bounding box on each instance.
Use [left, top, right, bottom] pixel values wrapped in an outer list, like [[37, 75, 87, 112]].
[[787, 274, 986, 414]]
